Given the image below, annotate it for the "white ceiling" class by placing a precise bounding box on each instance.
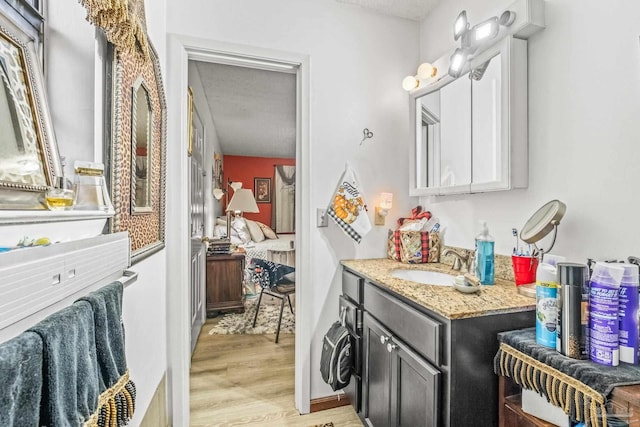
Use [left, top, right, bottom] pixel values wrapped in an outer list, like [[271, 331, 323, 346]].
[[336, 0, 442, 21], [193, 61, 296, 158], [191, 0, 443, 159]]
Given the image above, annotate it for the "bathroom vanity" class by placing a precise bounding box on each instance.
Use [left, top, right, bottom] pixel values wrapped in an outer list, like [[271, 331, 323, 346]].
[[341, 259, 535, 427]]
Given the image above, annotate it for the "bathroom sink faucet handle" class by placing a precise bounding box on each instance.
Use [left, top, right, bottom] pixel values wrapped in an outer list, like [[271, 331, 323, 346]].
[[443, 248, 471, 272]]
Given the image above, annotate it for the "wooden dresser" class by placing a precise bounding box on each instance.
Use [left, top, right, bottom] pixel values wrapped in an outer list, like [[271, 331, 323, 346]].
[[206, 253, 245, 317]]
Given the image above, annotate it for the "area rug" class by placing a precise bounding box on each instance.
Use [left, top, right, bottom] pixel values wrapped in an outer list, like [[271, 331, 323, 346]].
[[208, 295, 294, 335]]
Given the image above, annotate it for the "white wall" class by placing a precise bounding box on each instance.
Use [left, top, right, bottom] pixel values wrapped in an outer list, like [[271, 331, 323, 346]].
[[46, 3, 168, 425], [166, 0, 419, 399], [419, 0, 640, 262], [188, 63, 224, 235], [47, 3, 95, 169]]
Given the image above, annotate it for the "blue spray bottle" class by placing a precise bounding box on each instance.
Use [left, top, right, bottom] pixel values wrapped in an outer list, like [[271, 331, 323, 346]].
[[475, 222, 495, 285]]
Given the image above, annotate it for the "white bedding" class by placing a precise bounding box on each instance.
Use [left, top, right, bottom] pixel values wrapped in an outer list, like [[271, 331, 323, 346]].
[[241, 234, 295, 263]]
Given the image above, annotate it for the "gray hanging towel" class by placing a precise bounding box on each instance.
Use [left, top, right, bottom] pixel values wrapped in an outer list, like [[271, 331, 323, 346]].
[[76, 281, 136, 427], [0, 331, 43, 427], [28, 301, 100, 427]]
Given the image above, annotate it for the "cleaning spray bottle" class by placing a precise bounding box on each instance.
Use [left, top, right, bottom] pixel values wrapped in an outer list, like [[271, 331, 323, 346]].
[[535, 254, 565, 348], [475, 222, 494, 285]]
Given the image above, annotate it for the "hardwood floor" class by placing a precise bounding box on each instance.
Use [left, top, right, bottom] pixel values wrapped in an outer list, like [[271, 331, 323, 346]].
[[190, 319, 363, 426]]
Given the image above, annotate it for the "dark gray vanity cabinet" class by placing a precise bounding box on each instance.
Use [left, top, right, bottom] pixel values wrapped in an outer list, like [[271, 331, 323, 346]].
[[343, 266, 536, 427], [364, 313, 440, 427]]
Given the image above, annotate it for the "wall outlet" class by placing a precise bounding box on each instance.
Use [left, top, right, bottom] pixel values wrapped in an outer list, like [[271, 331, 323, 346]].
[[317, 208, 328, 227]]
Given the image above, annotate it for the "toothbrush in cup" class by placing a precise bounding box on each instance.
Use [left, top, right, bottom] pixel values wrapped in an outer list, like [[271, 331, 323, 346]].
[[512, 228, 519, 256]]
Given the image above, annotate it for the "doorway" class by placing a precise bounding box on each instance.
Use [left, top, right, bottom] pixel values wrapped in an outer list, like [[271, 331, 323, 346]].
[[165, 36, 311, 425], [189, 58, 296, 332]]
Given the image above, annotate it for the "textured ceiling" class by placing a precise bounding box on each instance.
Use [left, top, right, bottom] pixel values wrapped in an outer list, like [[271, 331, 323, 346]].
[[193, 61, 296, 159], [335, 0, 442, 21]]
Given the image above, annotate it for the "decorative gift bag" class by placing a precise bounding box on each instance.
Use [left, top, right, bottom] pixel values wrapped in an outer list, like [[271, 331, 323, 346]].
[[387, 230, 441, 264]]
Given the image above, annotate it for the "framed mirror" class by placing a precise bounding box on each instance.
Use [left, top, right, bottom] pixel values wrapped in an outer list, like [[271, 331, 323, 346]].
[[105, 40, 167, 263], [131, 77, 153, 214], [0, 12, 61, 209], [409, 36, 527, 196]]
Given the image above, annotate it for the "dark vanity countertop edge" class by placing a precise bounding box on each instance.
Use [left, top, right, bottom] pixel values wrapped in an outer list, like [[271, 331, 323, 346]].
[[341, 263, 536, 320]]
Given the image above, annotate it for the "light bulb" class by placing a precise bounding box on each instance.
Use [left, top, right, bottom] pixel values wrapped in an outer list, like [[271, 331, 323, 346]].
[[402, 75, 419, 91], [472, 17, 499, 42], [453, 10, 468, 40], [448, 49, 467, 78], [416, 63, 437, 80]]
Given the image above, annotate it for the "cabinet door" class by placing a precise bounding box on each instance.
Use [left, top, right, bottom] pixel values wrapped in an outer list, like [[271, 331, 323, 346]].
[[439, 73, 472, 194], [363, 313, 392, 427], [390, 337, 440, 427]]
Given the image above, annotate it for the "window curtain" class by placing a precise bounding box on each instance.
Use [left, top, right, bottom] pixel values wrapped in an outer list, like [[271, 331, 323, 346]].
[[272, 165, 295, 233]]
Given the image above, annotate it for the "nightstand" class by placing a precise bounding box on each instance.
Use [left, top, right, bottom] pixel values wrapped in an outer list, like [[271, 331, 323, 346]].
[[206, 252, 245, 317]]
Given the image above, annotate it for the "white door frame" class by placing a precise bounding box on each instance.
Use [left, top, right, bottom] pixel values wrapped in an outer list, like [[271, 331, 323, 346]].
[[165, 34, 311, 426]]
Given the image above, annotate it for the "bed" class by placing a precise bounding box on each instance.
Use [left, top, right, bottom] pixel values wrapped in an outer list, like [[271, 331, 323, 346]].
[[213, 216, 295, 283], [241, 234, 295, 265]]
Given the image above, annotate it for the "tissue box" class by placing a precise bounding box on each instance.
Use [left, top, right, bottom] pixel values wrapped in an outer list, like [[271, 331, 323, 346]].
[[521, 388, 571, 427]]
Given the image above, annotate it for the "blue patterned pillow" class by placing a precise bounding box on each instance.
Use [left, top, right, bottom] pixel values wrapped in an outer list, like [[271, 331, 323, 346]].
[[249, 258, 295, 289]]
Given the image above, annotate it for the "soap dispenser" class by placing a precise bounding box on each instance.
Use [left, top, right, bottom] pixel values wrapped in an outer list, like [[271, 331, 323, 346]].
[[475, 221, 495, 285]]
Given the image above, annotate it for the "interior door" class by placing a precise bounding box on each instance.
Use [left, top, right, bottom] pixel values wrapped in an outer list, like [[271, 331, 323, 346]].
[[189, 99, 206, 353]]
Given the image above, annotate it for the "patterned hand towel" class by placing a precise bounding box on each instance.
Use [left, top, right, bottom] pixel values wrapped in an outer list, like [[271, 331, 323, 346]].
[[0, 332, 43, 427], [28, 302, 100, 427], [77, 281, 136, 427], [327, 164, 372, 243]]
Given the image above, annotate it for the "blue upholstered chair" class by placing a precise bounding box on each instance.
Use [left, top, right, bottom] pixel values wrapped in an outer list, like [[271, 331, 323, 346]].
[[249, 258, 295, 343]]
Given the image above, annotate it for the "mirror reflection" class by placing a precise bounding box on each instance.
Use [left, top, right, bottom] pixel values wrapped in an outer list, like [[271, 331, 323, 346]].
[[131, 79, 152, 213]]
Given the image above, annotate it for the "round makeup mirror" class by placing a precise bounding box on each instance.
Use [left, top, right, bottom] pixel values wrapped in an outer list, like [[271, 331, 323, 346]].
[[520, 200, 566, 256]]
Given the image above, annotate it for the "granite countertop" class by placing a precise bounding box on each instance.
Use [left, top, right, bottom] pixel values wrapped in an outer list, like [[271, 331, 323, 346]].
[[341, 258, 536, 320]]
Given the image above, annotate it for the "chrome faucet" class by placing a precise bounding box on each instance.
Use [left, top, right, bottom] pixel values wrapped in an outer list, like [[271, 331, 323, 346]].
[[443, 248, 473, 272]]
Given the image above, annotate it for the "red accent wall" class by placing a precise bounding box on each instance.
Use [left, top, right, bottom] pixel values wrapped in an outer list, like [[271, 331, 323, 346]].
[[223, 155, 295, 227]]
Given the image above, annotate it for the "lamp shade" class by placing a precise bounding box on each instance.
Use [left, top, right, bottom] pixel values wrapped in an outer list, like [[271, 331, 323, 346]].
[[227, 189, 260, 213], [213, 188, 224, 200]]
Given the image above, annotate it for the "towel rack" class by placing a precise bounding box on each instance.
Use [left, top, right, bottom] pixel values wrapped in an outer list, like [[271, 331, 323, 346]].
[[119, 270, 138, 288], [0, 232, 132, 343]]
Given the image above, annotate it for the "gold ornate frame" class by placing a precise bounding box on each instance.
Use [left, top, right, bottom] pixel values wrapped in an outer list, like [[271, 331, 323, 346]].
[[105, 40, 166, 263], [0, 12, 62, 209]]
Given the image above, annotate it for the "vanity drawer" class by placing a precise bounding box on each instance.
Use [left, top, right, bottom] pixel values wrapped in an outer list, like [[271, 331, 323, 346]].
[[342, 270, 364, 304], [364, 282, 442, 366]]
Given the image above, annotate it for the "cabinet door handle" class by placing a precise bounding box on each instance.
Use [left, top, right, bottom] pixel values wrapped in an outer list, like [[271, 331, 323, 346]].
[[386, 342, 398, 353], [380, 335, 389, 345]]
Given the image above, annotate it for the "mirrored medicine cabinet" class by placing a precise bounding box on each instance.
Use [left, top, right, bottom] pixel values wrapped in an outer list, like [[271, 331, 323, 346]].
[[409, 36, 528, 196]]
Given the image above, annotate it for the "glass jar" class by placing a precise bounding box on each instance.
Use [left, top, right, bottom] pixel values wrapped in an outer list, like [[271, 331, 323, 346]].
[[73, 161, 113, 212], [45, 176, 74, 210]]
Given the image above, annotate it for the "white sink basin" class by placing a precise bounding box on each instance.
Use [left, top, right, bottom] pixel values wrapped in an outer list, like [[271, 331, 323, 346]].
[[390, 269, 456, 286]]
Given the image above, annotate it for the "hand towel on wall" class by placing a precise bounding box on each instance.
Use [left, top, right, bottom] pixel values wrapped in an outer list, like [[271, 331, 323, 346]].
[[0, 332, 43, 427], [28, 301, 100, 427], [77, 281, 136, 427], [327, 164, 371, 243]]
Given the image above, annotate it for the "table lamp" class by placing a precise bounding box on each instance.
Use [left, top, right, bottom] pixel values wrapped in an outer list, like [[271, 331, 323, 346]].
[[225, 188, 260, 239]]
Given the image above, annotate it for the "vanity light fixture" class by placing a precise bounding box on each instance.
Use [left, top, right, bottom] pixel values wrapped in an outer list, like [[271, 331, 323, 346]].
[[374, 192, 393, 226], [447, 9, 516, 78], [453, 11, 469, 41], [401, 62, 438, 91], [472, 17, 499, 43], [448, 49, 468, 78]]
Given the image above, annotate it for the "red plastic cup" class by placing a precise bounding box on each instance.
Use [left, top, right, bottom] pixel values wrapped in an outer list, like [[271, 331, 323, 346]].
[[511, 255, 539, 285]]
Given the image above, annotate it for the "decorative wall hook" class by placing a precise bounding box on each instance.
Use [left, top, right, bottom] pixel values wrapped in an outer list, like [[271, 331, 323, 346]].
[[360, 128, 374, 145]]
